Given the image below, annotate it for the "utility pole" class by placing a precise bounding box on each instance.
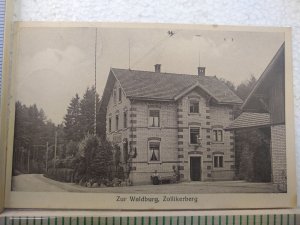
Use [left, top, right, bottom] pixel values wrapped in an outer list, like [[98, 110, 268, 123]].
[[20, 149, 24, 171], [45, 142, 49, 173], [195, 34, 202, 67], [94, 28, 97, 136], [27, 149, 30, 173], [54, 131, 57, 169], [198, 51, 201, 67], [128, 39, 131, 69]]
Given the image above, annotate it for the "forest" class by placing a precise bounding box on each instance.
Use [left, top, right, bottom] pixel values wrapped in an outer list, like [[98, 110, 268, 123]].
[[13, 86, 124, 187]]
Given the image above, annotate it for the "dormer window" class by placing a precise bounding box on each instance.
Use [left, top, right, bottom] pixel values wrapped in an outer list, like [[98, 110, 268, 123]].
[[189, 100, 199, 113]]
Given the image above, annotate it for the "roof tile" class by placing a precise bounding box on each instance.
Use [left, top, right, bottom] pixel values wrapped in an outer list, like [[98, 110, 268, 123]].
[[226, 112, 271, 130], [111, 68, 242, 104]]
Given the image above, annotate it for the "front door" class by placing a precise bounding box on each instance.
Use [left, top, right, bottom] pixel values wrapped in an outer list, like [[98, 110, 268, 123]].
[[190, 156, 201, 181]]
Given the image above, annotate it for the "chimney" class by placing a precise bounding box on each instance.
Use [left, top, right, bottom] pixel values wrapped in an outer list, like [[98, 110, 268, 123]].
[[154, 64, 161, 73], [197, 66, 206, 76]]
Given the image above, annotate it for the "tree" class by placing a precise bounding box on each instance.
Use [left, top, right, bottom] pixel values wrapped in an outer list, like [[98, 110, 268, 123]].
[[219, 78, 236, 93], [236, 75, 257, 100], [219, 75, 257, 100], [79, 86, 101, 137], [73, 134, 113, 183], [235, 128, 271, 182], [63, 94, 81, 141], [13, 101, 57, 174], [66, 140, 79, 158]]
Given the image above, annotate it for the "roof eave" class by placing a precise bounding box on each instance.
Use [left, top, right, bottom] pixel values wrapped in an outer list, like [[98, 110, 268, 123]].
[[173, 82, 220, 102], [128, 96, 174, 102], [225, 124, 271, 131], [111, 68, 128, 99], [242, 43, 285, 110], [217, 101, 243, 105]]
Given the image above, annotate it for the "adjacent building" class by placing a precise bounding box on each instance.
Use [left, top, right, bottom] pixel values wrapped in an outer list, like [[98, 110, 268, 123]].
[[100, 65, 242, 185], [227, 43, 286, 191]]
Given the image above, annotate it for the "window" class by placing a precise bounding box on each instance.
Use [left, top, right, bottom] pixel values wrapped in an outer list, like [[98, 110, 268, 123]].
[[213, 129, 223, 142], [123, 140, 128, 163], [119, 87, 122, 102], [190, 127, 200, 144], [149, 142, 160, 162], [123, 111, 127, 128], [113, 88, 117, 104], [116, 115, 119, 130], [213, 155, 224, 168], [189, 100, 199, 113], [109, 117, 112, 132], [148, 110, 160, 127]]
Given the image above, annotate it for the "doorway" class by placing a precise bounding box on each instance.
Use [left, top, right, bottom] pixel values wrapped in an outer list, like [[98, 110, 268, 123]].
[[190, 156, 201, 181]]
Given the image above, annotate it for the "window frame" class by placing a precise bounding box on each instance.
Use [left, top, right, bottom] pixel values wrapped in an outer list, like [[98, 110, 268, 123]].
[[113, 88, 117, 105], [189, 126, 201, 145], [213, 154, 224, 168], [123, 110, 127, 129], [212, 129, 224, 142], [189, 99, 200, 114], [115, 114, 119, 131], [108, 117, 112, 133], [118, 87, 122, 102], [148, 109, 160, 128], [148, 141, 161, 163]]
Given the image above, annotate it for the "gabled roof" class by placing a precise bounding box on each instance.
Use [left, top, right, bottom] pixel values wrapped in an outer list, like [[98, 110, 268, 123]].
[[110, 68, 243, 104], [225, 112, 270, 130], [226, 43, 285, 130], [242, 43, 285, 111]]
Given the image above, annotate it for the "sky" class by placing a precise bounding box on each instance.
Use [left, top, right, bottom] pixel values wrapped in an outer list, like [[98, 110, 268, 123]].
[[14, 25, 284, 124]]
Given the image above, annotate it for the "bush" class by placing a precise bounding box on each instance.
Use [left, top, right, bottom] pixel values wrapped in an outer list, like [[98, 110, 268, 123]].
[[51, 156, 77, 169], [66, 140, 79, 157], [73, 134, 113, 183], [45, 168, 74, 183]]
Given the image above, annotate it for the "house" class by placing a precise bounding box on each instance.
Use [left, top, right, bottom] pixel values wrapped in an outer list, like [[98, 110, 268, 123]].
[[226, 43, 286, 191], [99, 65, 243, 185]]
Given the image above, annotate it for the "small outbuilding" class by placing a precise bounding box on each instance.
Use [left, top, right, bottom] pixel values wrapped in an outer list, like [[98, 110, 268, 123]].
[[227, 43, 286, 191]]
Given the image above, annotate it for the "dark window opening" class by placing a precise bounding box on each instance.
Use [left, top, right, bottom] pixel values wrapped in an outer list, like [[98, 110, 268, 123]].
[[149, 110, 160, 127], [149, 142, 160, 162], [116, 115, 119, 130], [190, 101, 199, 113], [190, 127, 200, 144], [214, 155, 224, 168], [213, 130, 223, 142], [124, 111, 127, 128]]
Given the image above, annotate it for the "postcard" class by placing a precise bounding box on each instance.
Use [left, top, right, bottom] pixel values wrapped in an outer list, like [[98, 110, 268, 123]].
[[3, 22, 296, 209]]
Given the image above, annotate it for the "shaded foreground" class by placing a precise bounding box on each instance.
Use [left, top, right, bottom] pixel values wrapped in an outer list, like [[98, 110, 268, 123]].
[[12, 174, 280, 193]]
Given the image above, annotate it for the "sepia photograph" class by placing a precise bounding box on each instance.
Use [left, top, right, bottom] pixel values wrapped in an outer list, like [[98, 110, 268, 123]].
[[4, 23, 295, 209]]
